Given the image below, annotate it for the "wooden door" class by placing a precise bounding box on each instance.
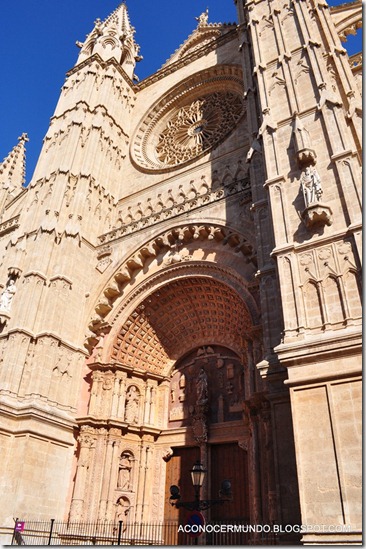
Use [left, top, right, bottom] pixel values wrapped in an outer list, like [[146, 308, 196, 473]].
[[164, 446, 200, 523], [210, 443, 249, 521]]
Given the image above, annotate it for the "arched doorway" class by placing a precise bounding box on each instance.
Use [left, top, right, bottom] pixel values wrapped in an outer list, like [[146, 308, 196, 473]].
[[164, 344, 250, 522], [70, 271, 272, 535]]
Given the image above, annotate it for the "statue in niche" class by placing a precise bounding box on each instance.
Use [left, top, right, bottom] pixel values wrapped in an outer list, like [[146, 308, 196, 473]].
[[170, 386, 176, 403], [178, 374, 186, 401], [118, 452, 133, 491], [124, 386, 140, 424], [116, 496, 130, 522], [179, 374, 186, 389], [300, 166, 323, 207], [196, 368, 208, 404], [0, 279, 17, 312]]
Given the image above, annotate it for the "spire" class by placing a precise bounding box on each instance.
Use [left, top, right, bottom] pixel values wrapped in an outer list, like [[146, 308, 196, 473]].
[[76, 2, 142, 80], [0, 133, 29, 191]]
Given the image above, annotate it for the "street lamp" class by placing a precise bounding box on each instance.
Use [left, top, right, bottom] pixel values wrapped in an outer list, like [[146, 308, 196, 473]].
[[190, 461, 206, 504], [169, 461, 232, 512]]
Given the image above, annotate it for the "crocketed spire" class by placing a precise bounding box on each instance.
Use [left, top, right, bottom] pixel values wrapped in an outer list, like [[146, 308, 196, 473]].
[[0, 133, 29, 190], [76, 2, 142, 80]]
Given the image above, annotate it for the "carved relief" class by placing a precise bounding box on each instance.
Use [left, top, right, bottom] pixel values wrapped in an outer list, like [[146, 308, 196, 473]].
[[297, 241, 362, 332], [103, 171, 250, 239]]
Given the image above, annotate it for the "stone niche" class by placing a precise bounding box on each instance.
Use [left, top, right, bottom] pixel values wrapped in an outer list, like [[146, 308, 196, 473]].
[[168, 345, 245, 427]]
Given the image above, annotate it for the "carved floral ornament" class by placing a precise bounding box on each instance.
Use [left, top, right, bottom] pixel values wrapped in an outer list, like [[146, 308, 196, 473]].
[[131, 65, 245, 172]]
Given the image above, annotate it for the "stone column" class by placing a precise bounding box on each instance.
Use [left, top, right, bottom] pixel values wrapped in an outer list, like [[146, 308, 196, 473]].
[[143, 382, 151, 425], [98, 437, 115, 520], [261, 401, 277, 525], [149, 383, 157, 424], [69, 429, 95, 520], [116, 372, 127, 419], [106, 435, 121, 519], [244, 405, 261, 530], [89, 370, 103, 416]]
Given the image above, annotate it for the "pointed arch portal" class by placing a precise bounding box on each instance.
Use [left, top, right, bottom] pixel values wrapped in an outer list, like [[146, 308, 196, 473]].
[[73, 271, 264, 527], [106, 274, 254, 524], [110, 275, 254, 376]]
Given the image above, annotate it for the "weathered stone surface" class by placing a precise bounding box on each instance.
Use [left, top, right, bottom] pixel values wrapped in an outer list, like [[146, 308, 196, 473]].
[[0, 1, 361, 545]]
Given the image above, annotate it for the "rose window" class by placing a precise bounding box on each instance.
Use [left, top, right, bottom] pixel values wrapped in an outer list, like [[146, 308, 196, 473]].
[[130, 66, 245, 172], [155, 92, 243, 167]]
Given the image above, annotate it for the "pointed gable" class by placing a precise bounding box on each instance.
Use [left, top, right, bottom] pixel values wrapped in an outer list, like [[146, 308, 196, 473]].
[[161, 10, 236, 69]]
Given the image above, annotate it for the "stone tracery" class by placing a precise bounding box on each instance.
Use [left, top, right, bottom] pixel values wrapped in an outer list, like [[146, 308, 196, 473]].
[[131, 65, 245, 172], [155, 92, 244, 167]]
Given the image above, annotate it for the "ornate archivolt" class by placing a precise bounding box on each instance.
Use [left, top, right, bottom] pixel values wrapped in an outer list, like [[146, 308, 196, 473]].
[[131, 65, 245, 172], [87, 221, 258, 351]]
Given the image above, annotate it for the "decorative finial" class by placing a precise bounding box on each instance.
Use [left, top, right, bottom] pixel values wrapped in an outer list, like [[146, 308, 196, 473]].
[[18, 133, 29, 143]]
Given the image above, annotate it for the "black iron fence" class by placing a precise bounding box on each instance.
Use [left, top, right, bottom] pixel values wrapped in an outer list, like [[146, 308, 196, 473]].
[[11, 519, 278, 545]]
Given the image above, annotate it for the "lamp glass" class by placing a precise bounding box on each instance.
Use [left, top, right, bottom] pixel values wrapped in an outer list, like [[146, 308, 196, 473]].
[[190, 461, 206, 487]]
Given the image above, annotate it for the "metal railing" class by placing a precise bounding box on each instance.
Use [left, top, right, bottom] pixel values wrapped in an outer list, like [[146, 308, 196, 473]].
[[11, 519, 279, 546]]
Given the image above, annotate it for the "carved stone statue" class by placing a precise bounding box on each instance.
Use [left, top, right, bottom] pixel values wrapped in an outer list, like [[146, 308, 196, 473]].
[[196, 368, 208, 404], [0, 279, 16, 312], [196, 9, 209, 26], [124, 386, 140, 424], [118, 452, 133, 490], [300, 166, 323, 207], [116, 496, 130, 522]]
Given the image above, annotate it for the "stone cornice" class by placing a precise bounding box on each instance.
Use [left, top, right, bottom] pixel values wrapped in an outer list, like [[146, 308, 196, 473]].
[[0, 328, 88, 355], [271, 225, 361, 257], [87, 361, 169, 383], [47, 100, 129, 139], [276, 327, 362, 368], [0, 214, 20, 237], [0, 398, 77, 438], [75, 416, 162, 438]]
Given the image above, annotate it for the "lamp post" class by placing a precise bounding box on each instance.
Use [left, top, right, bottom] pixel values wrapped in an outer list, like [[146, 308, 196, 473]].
[[169, 460, 232, 512]]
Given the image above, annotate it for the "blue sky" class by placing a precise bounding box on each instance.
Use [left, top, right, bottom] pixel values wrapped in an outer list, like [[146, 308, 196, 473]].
[[1, 1, 361, 185]]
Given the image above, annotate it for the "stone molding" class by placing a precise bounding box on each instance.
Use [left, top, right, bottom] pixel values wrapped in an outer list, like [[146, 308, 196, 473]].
[[137, 28, 238, 90], [89, 223, 258, 340], [99, 175, 251, 245]]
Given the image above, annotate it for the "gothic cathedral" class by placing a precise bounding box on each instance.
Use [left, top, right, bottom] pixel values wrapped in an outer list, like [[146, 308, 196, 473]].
[[0, 0, 362, 545]]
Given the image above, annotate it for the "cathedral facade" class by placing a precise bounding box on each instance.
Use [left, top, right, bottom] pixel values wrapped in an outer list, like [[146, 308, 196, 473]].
[[0, 0, 362, 545]]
